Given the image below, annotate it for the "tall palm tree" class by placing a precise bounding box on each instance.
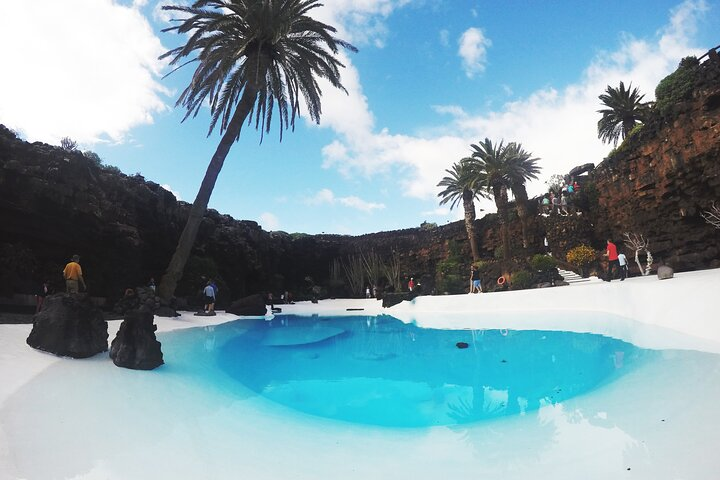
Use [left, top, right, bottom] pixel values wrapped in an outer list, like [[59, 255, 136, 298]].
[[469, 138, 512, 260], [157, 0, 357, 300], [505, 142, 541, 249], [597, 81, 649, 146], [437, 159, 487, 262]]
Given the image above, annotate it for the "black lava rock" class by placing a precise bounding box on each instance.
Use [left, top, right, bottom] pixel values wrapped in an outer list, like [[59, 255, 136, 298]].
[[109, 310, 164, 370], [227, 294, 267, 316], [26, 293, 108, 358]]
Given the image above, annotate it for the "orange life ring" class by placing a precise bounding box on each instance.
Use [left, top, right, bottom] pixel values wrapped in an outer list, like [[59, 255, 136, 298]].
[[497, 276, 506, 285]]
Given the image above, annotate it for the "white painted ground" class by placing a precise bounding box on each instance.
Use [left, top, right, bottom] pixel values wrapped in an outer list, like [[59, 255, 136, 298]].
[[1, 269, 719, 480]]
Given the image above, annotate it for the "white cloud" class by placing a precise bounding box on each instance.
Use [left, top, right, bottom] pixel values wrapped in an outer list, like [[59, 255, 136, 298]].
[[161, 184, 182, 201], [432, 105, 468, 118], [260, 212, 280, 231], [422, 207, 453, 217], [314, 0, 711, 215], [0, 0, 169, 145], [306, 188, 337, 206], [152, 0, 190, 24], [458, 27, 492, 78], [304, 188, 385, 212], [313, 0, 412, 48], [339, 196, 385, 212]]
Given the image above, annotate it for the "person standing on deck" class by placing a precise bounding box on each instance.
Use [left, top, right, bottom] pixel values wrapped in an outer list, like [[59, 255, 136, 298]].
[[203, 280, 216, 314], [470, 265, 482, 293]]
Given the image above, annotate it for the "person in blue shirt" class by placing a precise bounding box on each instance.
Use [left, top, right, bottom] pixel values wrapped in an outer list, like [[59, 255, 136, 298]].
[[203, 280, 216, 314]]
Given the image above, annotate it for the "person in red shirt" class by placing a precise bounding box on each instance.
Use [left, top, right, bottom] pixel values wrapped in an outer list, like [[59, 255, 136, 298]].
[[605, 239, 619, 281]]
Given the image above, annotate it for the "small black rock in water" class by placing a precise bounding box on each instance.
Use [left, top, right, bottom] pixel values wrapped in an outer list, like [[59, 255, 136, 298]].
[[456, 342, 469, 349], [110, 310, 163, 370]]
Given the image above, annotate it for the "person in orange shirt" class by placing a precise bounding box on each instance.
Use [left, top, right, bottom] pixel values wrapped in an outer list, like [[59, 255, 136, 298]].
[[63, 254, 87, 293]]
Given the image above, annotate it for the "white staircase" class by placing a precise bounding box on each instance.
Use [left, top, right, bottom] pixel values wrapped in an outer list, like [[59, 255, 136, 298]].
[[557, 268, 592, 284]]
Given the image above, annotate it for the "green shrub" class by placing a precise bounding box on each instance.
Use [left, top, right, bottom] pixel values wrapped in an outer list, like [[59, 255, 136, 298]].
[[573, 181, 599, 214], [473, 259, 487, 270], [566, 245, 596, 266], [83, 150, 102, 167], [101, 164, 122, 175], [655, 56, 700, 115], [510, 270, 533, 290], [436, 258, 465, 294], [626, 123, 644, 139], [531, 254, 556, 272], [436, 273, 466, 294]]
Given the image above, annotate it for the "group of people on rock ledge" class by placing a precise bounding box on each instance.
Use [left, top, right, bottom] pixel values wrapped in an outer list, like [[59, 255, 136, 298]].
[[539, 179, 581, 216]]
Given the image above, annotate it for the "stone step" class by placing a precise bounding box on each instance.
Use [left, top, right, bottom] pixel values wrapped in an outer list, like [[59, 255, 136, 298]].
[[557, 269, 591, 284]]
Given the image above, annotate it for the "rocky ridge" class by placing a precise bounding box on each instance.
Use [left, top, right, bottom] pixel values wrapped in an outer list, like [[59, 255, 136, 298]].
[[1, 51, 719, 303]]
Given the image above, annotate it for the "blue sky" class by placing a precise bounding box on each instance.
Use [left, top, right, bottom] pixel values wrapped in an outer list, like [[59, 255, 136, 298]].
[[1, 0, 718, 234]]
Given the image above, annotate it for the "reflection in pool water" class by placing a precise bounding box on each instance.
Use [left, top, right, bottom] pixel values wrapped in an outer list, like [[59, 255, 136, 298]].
[[217, 315, 650, 427]]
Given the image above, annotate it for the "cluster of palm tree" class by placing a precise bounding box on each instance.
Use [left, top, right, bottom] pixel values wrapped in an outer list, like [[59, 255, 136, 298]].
[[437, 139, 541, 262]]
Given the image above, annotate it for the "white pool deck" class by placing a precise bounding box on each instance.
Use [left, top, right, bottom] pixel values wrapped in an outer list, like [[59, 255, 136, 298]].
[[1, 269, 719, 479]]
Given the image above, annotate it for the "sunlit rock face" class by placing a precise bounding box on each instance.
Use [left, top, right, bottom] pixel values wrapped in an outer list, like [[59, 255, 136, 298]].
[[590, 56, 720, 271]]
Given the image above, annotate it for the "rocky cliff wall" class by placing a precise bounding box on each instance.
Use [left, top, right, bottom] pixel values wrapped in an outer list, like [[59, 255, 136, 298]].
[[0, 127, 472, 301], [2, 53, 719, 302], [590, 54, 720, 270]]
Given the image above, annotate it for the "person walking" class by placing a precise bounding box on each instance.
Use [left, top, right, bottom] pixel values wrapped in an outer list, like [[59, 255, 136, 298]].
[[560, 194, 569, 215], [618, 251, 628, 281], [203, 280, 216, 314], [541, 195, 550, 214], [408, 277, 415, 292], [469, 265, 482, 293], [63, 255, 86, 293], [605, 239, 619, 282]]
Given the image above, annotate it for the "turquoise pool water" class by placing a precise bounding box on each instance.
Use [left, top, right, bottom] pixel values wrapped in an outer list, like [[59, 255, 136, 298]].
[[216, 315, 649, 427], [5, 314, 720, 480]]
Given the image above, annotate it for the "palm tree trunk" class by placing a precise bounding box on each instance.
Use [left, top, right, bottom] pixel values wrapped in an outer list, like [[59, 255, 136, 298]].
[[493, 184, 511, 260], [511, 185, 530, 249], [158, 89, 257, 301], [462, 188, 479, 262], [622, 118, 635, 139]]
